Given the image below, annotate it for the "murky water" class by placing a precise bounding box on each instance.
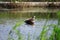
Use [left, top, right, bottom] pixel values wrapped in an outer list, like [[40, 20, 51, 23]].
[[0, 18, 58, 40]]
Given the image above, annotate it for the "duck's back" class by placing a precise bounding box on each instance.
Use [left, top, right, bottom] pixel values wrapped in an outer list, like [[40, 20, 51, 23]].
[[25, 20, 34, 25]]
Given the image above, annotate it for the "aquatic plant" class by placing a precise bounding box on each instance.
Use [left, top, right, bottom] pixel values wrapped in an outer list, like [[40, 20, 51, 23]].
[[48, 11, 60, 40], [40, 26, 48, 40], [38, 24, 60, 40], [57, 10, 60, 25], [38, 13, 50, 40], [27, 32, 31, 40], [49, 24, 60, 40], [8, 21, 24, 40], [37, 12, 59, 40], [13, 21, 24, 30]]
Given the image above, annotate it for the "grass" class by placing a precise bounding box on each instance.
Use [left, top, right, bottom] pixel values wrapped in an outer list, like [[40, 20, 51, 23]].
[[49, 25, 60, 40], [38, 24, 60, 40], [57, 11, 60, 25], [37, 11, 60, 40], [27, 32, 31, 40], [8, 20, 24, 40], [38, 13, 51, 40]]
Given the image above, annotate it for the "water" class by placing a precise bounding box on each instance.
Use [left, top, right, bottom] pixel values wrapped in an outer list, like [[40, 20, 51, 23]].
[[0, 18, 58, 40], [0, 7, 58, 40]]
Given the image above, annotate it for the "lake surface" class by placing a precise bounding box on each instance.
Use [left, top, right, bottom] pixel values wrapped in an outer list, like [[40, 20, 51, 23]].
[[0, 7, 58, 40], [0, 18, 58, 40]]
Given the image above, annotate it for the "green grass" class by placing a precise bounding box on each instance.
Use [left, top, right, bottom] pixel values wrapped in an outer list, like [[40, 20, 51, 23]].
[[37, 11, 60, 40], [8, 20, 24, 40], [13, 21, 24, 30], [57, 11, 60, 25], [13, 21, 24, 40], [38, 24, 60, 40], [49, 25, 60, 40]]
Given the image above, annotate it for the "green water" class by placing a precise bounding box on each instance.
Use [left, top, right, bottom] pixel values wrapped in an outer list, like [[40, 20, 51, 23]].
[[0, 11, 57, 19]]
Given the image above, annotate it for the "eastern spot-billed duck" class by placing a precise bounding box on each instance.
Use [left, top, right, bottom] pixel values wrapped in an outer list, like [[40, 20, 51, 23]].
[[24, 16, 35, 25]]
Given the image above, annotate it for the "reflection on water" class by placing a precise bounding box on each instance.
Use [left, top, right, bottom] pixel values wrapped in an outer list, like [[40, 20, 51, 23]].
[[0, 18, 58, 40]]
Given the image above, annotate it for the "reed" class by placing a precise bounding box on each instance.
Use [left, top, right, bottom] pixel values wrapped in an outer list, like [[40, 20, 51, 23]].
[[8, 20, 24, 40], [57, 10, 60, 25]]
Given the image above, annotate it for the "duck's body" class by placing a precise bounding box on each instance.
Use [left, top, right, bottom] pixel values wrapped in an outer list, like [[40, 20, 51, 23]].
[[24, 16, 35, 25]]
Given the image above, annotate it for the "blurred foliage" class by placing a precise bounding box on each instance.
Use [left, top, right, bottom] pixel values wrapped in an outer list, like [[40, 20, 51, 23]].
[[8, 20, 24, 40], [49, 25, 60, 40], [57, 10, 60, 25]]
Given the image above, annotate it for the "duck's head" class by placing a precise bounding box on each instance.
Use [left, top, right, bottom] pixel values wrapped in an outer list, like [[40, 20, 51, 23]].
[[32, 16, 35, 20], [31, 16, 35, 22]]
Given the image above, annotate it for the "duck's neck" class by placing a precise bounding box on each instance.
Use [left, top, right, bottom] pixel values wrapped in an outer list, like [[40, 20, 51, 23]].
[[31, 17, 35, 22]]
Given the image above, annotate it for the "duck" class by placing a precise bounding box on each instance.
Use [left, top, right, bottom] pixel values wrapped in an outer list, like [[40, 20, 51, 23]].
[[24, 16, 35, 26]]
